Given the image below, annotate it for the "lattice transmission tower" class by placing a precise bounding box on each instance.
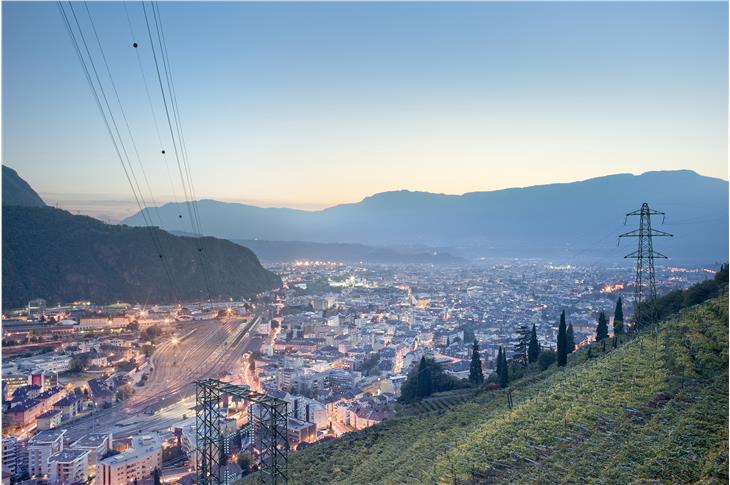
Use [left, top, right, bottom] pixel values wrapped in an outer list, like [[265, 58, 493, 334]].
[[196, 378, 289, 485], [618, 203, 672, 325]]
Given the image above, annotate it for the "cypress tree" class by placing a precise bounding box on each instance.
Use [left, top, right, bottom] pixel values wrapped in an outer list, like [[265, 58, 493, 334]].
[[417, 356, 432, 399], [496, 346, 504, 379], [613, 297, 624, 335], [527, 324, 540, 364], [513, 325, 531, 366], [596, 311, 609, 341], [469, 339, 484, 385], [557, 310, 567, 367], [499, 348, 509, 388], [153, 468, 161, 485], [566, 323, 575, 353]]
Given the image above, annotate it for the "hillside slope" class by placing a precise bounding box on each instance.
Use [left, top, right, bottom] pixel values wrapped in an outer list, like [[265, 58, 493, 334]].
[[2, 165, 46, 207], [287, 295, 728, 484], [2, 206, 281, 309], [123, 170, 729, 262]]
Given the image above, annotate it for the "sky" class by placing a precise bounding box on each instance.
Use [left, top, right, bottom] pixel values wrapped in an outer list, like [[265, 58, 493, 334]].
[[3, 1, 728, 220]]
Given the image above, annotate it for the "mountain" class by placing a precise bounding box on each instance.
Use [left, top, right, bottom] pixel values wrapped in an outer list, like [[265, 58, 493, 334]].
[[123, 170, 729, 263], [287, 290, 729, 484], [2, 206, 280, 309], [3, 165, 46, 207]]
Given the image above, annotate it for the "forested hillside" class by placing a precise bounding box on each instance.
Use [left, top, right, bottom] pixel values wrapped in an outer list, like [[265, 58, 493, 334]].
[[286, 292, 728, 484], [3, 206, 280, 308]]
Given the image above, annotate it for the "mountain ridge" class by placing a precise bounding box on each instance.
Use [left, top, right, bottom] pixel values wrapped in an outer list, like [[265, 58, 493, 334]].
[[1, 163, 281, 308], [123, 170, 729, 262], [2, 165, 46, 208]]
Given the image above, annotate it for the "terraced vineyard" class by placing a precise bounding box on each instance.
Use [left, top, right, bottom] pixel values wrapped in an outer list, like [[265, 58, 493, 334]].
[[288, 294, 728, 484]]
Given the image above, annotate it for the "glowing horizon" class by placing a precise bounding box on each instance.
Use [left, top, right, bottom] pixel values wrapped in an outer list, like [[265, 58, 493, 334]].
[[4, 2, 727, 221]]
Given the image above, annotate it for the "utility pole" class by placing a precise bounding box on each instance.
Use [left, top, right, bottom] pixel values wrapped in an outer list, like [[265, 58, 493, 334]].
[[618, 203, 672, 327]]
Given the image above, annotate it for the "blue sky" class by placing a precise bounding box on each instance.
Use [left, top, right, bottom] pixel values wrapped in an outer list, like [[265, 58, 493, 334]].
[[3, 1, 728, 219]]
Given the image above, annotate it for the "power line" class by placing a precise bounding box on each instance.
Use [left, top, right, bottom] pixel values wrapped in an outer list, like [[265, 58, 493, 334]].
[[142, 0, 214, 300], [123, 0, 183, 224], [82, 1, 164, 229], [58, 1, 182, 304]]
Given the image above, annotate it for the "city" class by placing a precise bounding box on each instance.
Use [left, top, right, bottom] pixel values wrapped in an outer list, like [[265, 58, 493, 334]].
[[0, 260, 716, 484], [1, 1, 727, 483]]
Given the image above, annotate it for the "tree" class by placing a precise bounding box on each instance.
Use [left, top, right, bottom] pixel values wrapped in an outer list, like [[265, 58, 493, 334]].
[[537, 350, 556, 370], [596, 311, 609, 341], [237, 453, 251, 475], [566, 323, 575, 354], [496, 346, 504, 380], [513, 325, 531, 366], [153, 467, 161, 485], [115, 384, 134, 402], [498, 348, 509, 388], [445, 335, 450, 347], [613, 297, 624, 335], [399, 356, 468, 403], [469, 340, 484, 385], [70, 354, 90, 373], [557, 310, 567, 367], [417, 356, 433, 399], [527, 324, 540, 364]]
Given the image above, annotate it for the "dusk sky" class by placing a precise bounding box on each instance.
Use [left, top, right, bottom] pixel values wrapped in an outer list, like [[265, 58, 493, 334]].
[[3, 1, 728, 219]]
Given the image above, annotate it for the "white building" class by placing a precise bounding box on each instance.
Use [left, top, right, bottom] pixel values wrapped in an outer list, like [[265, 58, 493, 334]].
[[72, 433, 112, 474], [95, 434, 161, 485], [2, 437, 17, 476], [47, 449, 89, 484], [28, 429, 66, 478]]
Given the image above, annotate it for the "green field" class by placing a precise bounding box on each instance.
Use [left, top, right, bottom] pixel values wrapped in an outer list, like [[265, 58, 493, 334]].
[[288, 294, 728, 484]]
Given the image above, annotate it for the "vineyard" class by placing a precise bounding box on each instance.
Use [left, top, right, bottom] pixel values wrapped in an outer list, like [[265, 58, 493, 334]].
[[287, 293, 728, 484]]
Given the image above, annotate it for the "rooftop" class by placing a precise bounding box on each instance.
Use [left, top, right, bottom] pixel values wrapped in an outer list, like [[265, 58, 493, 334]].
[[72, 433, 111, 449], [48, 449, 89, 463], [29, 428, 66, 445]]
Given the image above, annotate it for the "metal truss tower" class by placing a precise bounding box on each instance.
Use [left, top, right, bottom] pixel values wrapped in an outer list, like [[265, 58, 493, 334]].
[[618, 203, 672, 325], [196, 378, 289, 485]]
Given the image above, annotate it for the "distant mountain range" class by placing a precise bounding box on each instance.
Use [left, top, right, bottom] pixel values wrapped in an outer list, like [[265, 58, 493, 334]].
[[124, 170, 729, 263], [2, 167, 280, 309]]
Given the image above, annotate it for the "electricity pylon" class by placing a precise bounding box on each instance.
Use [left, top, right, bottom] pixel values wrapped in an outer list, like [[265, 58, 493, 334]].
[[196, 378, 289, 485], [618, 203, 672, 326]]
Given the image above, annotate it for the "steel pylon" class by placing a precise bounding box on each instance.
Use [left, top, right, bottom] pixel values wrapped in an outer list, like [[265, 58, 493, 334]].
[[618, 202, 672, 326]]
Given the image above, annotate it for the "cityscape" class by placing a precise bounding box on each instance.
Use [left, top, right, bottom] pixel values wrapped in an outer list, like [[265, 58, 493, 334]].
[[2, 1, 728, 484], [0, 259, 719, 484]]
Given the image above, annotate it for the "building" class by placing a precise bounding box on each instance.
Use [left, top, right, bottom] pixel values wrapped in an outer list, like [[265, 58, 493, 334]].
[[71, 433, 111, 469], [4, 399, 45, 429], [54, 395, 81, 421], [2, 373, 29, 399], [2, 438, 17, 477], [27, 299, 47, 319], [36, 409, 63, 430], [47, 449, 89, 484], [28, 429, 66, 478], [95, 434, 162, 485], [287, 418, 316, 449]]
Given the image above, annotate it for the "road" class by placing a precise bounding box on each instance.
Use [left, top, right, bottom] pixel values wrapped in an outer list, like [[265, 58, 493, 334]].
[[61, 315, 263, 442]]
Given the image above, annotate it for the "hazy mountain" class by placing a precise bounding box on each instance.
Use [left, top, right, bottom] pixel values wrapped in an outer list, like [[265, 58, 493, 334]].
[[124, 170, 729, 263], [2, 165, 46, 207], [3, 206, 280, 309]]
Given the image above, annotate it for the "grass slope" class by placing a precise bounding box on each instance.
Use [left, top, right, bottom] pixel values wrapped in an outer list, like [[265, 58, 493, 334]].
[[288, 294, 728, 484]]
